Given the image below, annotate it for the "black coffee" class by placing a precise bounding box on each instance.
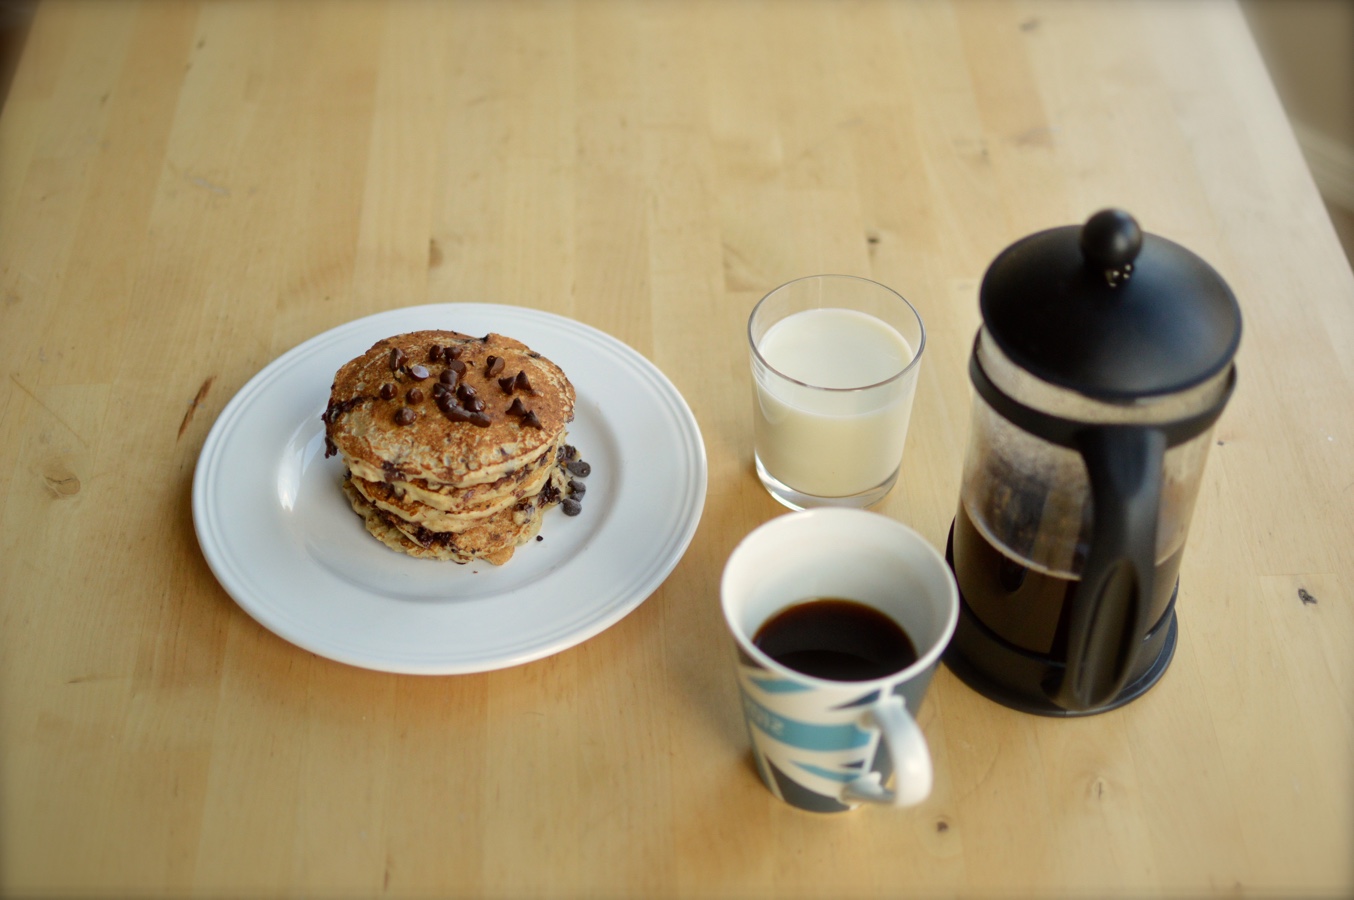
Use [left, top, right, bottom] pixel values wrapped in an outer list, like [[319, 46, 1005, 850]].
[[951, 504, 1185, 658], [753, 598, 919, 682]]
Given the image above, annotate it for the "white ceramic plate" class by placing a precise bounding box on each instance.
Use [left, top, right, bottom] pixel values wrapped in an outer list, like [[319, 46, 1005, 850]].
[[192, 304, 707, 674]]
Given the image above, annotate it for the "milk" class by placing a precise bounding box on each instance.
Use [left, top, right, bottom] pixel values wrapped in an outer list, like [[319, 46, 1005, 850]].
[[753, 307, 918, 498]]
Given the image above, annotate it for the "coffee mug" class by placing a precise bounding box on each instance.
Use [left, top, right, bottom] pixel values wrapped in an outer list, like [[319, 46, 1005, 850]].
[[721, 508, 959, 812]]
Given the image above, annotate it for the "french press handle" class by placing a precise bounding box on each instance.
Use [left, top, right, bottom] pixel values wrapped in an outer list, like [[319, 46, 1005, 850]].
[[1052, 425, 1165, 711]]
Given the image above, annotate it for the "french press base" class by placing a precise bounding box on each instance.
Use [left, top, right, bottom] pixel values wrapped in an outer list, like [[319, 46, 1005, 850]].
[[943, 524, 1179, 717]]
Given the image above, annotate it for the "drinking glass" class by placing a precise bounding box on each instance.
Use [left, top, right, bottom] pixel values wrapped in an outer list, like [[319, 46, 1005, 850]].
[[748, 275, 925, 509]]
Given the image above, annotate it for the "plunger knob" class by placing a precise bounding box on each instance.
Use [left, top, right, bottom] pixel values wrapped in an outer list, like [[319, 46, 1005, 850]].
[[1080, 209, 1142, 286]]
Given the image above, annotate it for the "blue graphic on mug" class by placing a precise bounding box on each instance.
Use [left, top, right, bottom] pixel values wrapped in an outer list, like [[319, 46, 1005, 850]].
[[746, 673, 814, 694], [794, 759, 867, 782], [737, 659, 892, 813], [741, 692, 874, 751]]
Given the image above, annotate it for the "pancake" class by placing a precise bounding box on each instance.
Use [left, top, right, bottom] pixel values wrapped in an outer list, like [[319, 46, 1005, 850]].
[[364, 431, 568, 514], [325, 327, 586, 566], [349, 458, 555, 530], [342, 474, 564, 565], [324, 330, 574, 486]]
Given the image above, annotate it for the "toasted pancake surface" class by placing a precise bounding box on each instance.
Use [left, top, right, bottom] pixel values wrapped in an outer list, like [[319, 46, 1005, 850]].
[[325, 330, 574, 486]]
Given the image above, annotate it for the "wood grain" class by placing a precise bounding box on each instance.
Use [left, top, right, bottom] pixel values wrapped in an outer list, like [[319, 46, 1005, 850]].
[[2, 1, 1351, 896]]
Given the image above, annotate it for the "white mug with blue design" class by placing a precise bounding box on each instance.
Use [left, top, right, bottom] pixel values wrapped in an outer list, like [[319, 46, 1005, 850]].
[[721, 508, 959, 813]]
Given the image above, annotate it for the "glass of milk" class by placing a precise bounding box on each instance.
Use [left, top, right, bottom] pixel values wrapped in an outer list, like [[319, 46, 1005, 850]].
[[749, 275, 925, 509]]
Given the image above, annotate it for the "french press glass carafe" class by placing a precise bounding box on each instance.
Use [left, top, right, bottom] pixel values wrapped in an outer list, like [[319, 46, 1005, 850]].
[[945, 209, 1241, 716]]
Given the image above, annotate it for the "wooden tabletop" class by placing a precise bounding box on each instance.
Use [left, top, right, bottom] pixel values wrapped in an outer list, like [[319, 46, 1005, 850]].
[[3, 1, 1352, 896]]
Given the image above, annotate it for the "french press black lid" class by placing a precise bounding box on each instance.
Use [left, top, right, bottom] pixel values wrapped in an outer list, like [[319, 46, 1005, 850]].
[[980, 208, 1241, 401]]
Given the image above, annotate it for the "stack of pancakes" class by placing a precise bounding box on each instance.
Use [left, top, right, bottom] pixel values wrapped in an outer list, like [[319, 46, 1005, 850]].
[[323, 329, 577, 565]]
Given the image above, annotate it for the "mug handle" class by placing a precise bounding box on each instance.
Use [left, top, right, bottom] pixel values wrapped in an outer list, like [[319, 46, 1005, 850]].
[[839, 693, 932, 807]]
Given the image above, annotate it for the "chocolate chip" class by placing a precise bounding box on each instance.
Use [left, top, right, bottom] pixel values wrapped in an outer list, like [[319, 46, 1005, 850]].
[[407, 388, 424, 404], [521, 410, 542, 429], [408, 364, 430, 381], [568, 478, 586, 496], [439, 400, 472, 422], [560, 444, 578, 461], [379, 383, 397, 400], [481, 333, 491, 342], [432, 381, 450, 399], [394, 407, 416, 426], [456, 383, 478, 405], [446, 345, 463, 360], [466, 396, 485, 413], [498, 375, 516, 394], [324, 437, 338, 459], [535, 535, 543, 542], [467, 411, 492, 427], [325, 396, 367, 424], [439, 368, 459, 389], [566, 459, 591, 477], [506, 397, 528, 417], [540, 479, 562, 505], [561, 498, 582, 516], [389, 348, 407, 372], [429, 345, 444, 362], [445, 359, 467, 376], [514, 370, 533, 393], [483, 355, 502, 377]]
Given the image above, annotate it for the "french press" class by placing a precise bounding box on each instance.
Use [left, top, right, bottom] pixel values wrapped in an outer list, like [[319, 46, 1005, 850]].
[[944, 209, 1241, 716]]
